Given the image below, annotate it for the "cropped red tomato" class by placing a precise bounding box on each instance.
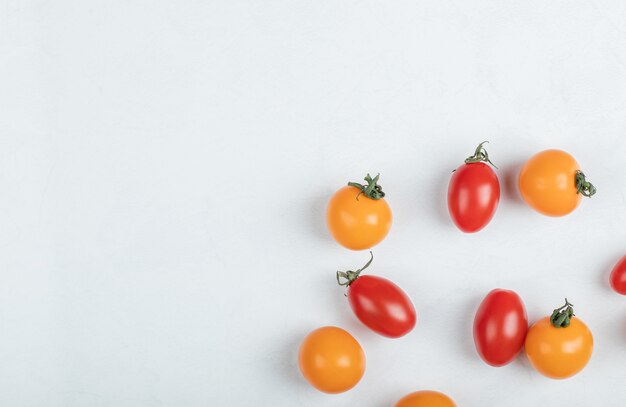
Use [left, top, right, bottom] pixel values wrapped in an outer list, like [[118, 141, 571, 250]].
[[448, 142, 500, 233], [337, 252, 416, 338], [525, 299, 593, 379], [473, 289, 528, 366], [610, 255, 626, 295]]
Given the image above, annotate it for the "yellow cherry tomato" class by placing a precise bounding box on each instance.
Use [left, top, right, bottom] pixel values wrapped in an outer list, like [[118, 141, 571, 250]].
[[394, 390, 457, 407], [327, 174, 392, 250], [298, 326, 365, 394], [525, 300, 593, 379], [518, 149, 595, 217]]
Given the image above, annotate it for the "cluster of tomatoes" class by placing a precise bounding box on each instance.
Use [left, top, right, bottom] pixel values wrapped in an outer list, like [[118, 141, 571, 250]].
[[297, 143, 611, 406]]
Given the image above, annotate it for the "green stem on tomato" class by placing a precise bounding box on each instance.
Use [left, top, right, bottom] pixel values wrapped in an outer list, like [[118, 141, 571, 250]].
[[336, 251, 374, 286], [348, 173, 385, 200], [550, 298, 575, 328], [464, 141, 497, 168], [575, 171, 596, 197]]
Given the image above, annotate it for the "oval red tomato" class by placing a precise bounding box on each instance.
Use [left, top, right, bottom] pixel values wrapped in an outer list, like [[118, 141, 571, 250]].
[[337, 253, 416, 338], [473, 289, 528, 367], [610, 255, 626, 295], [448, 142, 500, 233]]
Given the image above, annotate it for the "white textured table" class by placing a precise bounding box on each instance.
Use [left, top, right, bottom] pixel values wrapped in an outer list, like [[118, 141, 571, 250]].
[[1, 1, 626, 406]]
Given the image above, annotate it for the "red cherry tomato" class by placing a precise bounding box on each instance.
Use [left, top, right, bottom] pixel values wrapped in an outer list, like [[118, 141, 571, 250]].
[[448, 142, 500, 233], [610, 255, 626, 295], [473, 289, 528, 367], [337, 252, 416, 338]]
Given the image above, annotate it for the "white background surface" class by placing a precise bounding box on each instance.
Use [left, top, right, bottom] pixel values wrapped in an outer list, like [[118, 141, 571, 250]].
[[1, 1, 626, 406]]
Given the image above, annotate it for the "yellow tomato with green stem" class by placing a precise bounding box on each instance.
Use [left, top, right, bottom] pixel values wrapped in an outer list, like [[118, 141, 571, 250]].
[[525, 299, 593, 379], [518, 149, 596, 216], [327, 173, 392, 250]]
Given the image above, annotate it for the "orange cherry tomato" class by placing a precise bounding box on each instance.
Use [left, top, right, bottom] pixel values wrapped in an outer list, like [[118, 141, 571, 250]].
[[525, 299, 593, 379], [394, 390, 457, 407], [327, 174, 392, 250], [518, 149, 596, 217], [298, 326, 365, 394]]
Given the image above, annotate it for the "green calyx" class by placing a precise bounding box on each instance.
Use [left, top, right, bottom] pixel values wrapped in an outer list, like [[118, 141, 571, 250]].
[[336, 251, 373, 286], [550, 298, 575, 328], [575, 171, 596, 198], [348, 173, 385, 200], [464, 141, 497, 168]]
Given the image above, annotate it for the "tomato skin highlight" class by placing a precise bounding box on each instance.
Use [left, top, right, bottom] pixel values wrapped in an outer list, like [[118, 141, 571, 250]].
[[347, 275, 416, 338], [298, 326, 365, 393], [610, 255, 626, 295], [518, 149, 582, 217], [394, 390, 457, 407], [326, 185, 392, 250], [448, 162, 500, 233], [525, 316, 593, 379], [473, 289, 528, 367]]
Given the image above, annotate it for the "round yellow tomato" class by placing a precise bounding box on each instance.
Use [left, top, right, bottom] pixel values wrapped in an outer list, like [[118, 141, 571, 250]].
[[298, 326, 365, 393], [394, 390, 457, 407], [518, 149, 595, 217], [525, 300, 593, 379], [327, 174, 392, 250]]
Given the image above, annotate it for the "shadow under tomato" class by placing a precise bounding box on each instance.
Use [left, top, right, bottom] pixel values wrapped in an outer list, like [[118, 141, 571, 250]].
[[602, 255, 621, 291], [501, 162, 525, 205], [460, 294, 482, 361], [308, 189, 334, 244], [432, 168, 454, 228], [277, 332, 311, 391]]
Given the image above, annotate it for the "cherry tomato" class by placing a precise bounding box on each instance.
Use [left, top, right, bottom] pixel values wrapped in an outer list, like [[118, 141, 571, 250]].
[[473, 289, 528, 367], [298, 326, 365, 393], [448, 142, 500, 233], [394, 390, 457, 407], [519, 149, 596, 217], [337, 252, 416, 338], [525, 299, 593, 379], [610, 255, 626, 295], [327, 173, 392, 250]]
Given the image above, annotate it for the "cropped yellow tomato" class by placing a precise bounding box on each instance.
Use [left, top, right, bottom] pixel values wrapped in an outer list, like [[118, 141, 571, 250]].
[[327, 174, 392, 250], [518, 149, 596, 216], [298, 326, 365, 393], [394, 390, 456, 407], [525, 299, 593, 379]]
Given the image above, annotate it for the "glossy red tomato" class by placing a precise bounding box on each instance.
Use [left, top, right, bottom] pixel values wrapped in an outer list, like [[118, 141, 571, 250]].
[[337, 252, 416, 338], [448, 142, 500, 233], [610, 255, 626, 295], [473, 289, 528, 366]]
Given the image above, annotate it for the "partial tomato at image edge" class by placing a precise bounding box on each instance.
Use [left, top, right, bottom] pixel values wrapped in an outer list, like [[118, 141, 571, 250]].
[[326, 173, 392, 250], [609, 255, 626, 295], [394, 390, 457, 407], [337, 252, 416, 338]]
